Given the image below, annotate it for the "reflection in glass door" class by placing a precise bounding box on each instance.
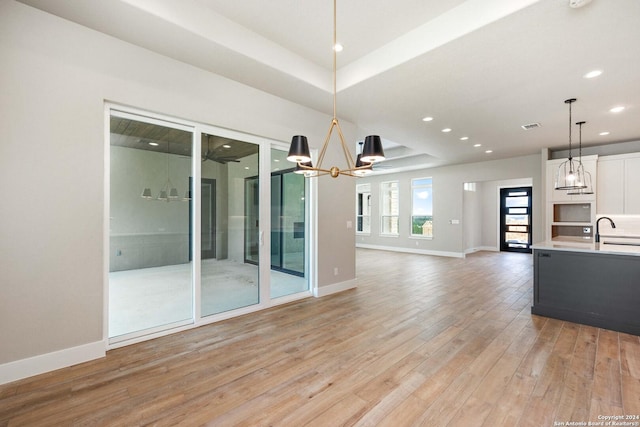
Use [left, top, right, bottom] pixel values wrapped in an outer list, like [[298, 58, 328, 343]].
[[271, 171, 305, 276], [109, 111, 194, 339], [500, 187, 532, 253], [200, 134, 260, 317], [270, 148, 308, 298]]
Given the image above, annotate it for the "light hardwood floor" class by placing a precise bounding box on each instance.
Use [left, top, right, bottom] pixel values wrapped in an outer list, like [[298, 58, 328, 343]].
[[2, 249, 640, 426]]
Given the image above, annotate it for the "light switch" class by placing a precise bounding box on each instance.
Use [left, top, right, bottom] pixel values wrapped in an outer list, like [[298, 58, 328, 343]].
[[347, 220, 353, 229]]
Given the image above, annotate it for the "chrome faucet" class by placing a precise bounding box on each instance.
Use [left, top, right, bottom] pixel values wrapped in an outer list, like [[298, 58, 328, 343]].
[[595, 216, 616, 243]]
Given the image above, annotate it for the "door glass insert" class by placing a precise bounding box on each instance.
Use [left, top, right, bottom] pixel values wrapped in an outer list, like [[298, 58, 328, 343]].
[[109, 112, 194, 339], [201, 134, 260, 317]]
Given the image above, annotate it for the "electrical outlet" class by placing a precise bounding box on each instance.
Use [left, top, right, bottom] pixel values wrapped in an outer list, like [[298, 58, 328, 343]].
[[583, 227, 591, 234], [334, 267, 339, 276]]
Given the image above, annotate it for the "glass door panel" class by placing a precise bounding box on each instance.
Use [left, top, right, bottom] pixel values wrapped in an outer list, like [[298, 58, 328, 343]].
[[200, 134, 260, 316], [109, 112, 194, 339], [270, 148, 308, 298]]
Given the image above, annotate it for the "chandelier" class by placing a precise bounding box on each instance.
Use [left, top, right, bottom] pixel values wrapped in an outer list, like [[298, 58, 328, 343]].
[[286, 0, 385, 178]]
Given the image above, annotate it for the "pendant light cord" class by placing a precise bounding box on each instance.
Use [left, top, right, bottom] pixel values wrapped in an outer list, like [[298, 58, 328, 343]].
[[567, 100, 573, 161]]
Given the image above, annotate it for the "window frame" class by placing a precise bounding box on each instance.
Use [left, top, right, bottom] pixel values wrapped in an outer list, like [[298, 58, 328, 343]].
[[356, 183, 371, 235], [410, 177, 433, 239], [380, 180, 399, 236]]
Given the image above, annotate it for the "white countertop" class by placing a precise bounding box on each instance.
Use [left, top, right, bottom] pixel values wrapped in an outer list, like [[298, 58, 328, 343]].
[[533, 239, 640, 256]]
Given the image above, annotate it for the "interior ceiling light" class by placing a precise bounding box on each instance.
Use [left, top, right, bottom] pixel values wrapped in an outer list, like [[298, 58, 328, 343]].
[[599, 131, 610, 136], [422, 116, 434, 122], [286, 0, 384, 178], [583, 70, 602, 79], [441, 128, 452, 133], [141, 142, 188, 202], [474, 144, 482, 147], [460, 137, 469, 141], [610, 106, 625, 113], [555, 98, 587, 191], [567, 121, 594, 195], [485, 150, 493, 154]]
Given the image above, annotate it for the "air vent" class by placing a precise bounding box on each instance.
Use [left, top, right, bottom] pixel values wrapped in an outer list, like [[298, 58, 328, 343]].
[[569, 0, 592, 8], [521, 123, 541, 130]]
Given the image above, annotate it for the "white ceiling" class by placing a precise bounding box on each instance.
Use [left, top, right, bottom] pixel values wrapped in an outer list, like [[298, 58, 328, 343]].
[[17, 0, 640, 169]]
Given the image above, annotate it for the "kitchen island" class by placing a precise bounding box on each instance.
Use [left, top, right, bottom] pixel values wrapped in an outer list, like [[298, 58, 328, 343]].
[[532, 239, 640, 336]]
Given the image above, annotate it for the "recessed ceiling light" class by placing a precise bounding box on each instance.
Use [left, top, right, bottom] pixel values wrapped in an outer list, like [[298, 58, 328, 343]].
[[333, 43, 343, 52], [422, 116, 433, 122], [610, 106, 625, 113], [223, 144, 231, 148], [474, 144, 482, 148], [599, 131, 610, 136], [274, 159, 280, 162], [485, 150, 493, 154], [583, 70, 602, 79], [148, 142, 159, 146], [442, 128, 452, 133], [244, 166, 250, 170], [460, 137, 469, 141]]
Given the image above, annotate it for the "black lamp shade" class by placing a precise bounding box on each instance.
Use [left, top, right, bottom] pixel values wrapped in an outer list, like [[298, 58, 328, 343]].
[[294, 160, 313, 175], [354, 154, 372, 175], [360, 135, 385, 163], [287, 135, 311, 163]]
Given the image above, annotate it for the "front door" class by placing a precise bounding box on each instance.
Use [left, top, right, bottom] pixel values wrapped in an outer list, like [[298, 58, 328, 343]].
[[500, 187, 532, 253]]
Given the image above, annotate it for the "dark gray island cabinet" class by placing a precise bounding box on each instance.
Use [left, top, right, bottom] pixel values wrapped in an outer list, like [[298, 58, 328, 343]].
[[532, 241, 640, 336]]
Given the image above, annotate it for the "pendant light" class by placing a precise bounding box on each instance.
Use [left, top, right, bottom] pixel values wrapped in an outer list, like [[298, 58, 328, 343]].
[[567, 121, 594, 195], [141, 142, 185, 202], [555, 98, 587, 190], [286, 0, 385, 178]]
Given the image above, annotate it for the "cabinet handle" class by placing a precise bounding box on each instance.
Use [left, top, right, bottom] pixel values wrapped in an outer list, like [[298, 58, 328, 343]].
[[539, 253, 550, 258]]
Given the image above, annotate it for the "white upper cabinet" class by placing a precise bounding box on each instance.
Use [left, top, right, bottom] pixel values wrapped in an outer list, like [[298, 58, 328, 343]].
[[597, 157, 624, 214], [624, 157, 640, 214], [597, 153, 640, 215]]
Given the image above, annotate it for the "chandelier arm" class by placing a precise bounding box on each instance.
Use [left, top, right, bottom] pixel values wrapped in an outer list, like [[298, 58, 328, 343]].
[[316, 119, 337, 170], [334, 119, 357, 170]]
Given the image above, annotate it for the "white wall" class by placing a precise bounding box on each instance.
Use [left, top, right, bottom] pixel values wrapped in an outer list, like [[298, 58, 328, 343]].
[[356, 154, 542, 257], [0, 0, 356, 378]]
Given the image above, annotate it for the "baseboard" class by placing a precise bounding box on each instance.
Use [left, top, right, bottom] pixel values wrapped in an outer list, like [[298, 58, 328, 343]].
[[0, 341, 105, 385], [314, 278, 357, 297], [356, 243, 465, 258], [464, 246, 498, 254]]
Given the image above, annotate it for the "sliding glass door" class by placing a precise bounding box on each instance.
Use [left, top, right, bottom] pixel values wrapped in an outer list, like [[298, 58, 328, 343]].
[[270, 148, 308, 298], [108, 108, 310, 344], [200, 134, 260, 316], [109, 111, 194, 339]]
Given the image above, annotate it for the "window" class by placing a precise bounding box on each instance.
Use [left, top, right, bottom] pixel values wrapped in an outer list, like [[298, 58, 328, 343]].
[[380, 181, 399, 235], [356, 184, 371, 233], [411, 178, 433, 238]]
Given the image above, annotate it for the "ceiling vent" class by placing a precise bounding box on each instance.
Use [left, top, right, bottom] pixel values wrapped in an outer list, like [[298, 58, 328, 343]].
[[521, 123, 541, 130], [569, 0, 593, 8]]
